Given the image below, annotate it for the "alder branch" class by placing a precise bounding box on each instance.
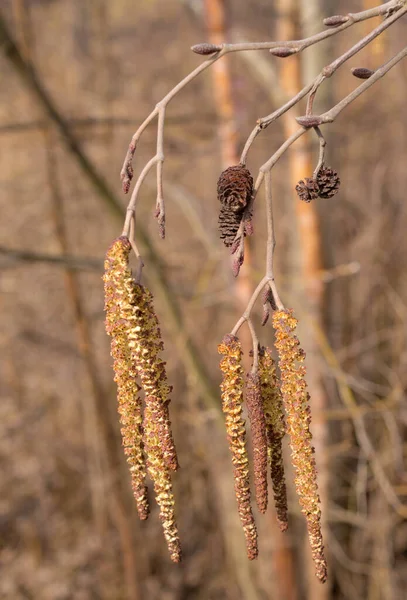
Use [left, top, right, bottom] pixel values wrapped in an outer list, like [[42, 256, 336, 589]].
[[120, 0, 406, 281], [117, 0, 406, 413], [230, 45, 406, 337]]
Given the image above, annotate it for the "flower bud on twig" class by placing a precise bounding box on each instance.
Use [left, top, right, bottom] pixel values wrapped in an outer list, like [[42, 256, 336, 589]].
[[269, 47, 297, 58], [296, 115, 324, 128], [191, 43, 222, 55], [351, 67, 375, 79], [323, 15, 349, 27]]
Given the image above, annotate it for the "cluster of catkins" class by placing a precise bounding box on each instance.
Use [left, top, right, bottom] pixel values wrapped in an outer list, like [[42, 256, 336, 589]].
[[103, 237, 181, 563], [296, 164, 340, 202], [218, 311, 327, 583], [104, 161, 328, 580]]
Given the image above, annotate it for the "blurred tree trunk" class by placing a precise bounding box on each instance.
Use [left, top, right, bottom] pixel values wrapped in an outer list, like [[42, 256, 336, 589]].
[[204, 2, 261, 599], [276, 1, 329, 599], [363, 0, 386, 64]]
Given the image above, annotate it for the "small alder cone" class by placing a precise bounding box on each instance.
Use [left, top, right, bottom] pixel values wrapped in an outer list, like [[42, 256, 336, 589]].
[[316, 165, 340, 198], [218, 165, 253, 248], [103, 237, 149, 520], [246, 373, 268, 514], [295, 177, 320, 203], [217, 164, 253, 213], [218, 205, 243, 248], [218, 335, 258, 560], [258, 347, 288, 532], [273, 310, 327, 583]]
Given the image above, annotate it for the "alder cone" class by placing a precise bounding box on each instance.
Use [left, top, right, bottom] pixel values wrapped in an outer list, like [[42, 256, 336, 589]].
[[316, 165, 340, 198], [217, 164, 253, 213], [295, 177, 320, 203], [219, 205, 241, 247]]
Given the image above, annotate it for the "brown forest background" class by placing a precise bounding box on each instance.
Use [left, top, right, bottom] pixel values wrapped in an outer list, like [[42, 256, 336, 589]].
[[1, 1, 407, 599]]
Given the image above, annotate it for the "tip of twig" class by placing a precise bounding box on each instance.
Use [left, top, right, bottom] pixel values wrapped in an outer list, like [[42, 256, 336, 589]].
[[269, 47, 297, 58], [323, 15, 349, 27], [191, 43, 222, 55], [296, 115, 324, 128], [351, 67, 375, 80]]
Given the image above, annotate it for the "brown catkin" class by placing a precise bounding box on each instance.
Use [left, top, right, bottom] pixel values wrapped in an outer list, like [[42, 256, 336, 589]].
[[218, 335, 258, 560], [246, 373, 268, 513], [258, 347, 288, 532], [272, 310, 327, 583], [103, 237, 149, 520]]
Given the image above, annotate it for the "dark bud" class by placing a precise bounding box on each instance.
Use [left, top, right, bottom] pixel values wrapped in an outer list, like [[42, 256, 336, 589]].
[[323, 15, 349, 27], [296, 115, 323, 128], [269, 47, 297, 58], [316, 165, 340, 198], [295, 178, 320, 203], [191, 43, 222, 55], [217, 164, 254, 213], [351, 67, 375, 80]]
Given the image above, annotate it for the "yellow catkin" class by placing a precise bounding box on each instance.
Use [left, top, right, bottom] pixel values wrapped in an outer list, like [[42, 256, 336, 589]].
[[144, 405, 181, 563], [246, 373, 268, 514], [258, 347, 288, 532], [218, 334, 258, 560], [125, 283, 178, 472], [103, 237, 149, 520], [104, 237, 181, 560], [272, 310, 327, 583]]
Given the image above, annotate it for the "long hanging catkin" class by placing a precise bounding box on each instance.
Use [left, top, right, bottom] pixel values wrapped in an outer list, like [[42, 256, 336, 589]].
[[103, 236, 181, 561], [273, 309, 327, 583], [218, 334, 258, 560]]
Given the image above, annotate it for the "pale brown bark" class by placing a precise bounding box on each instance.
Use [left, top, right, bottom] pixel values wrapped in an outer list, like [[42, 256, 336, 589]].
[[276, 1, 329, 598], [204, 2, 260, 599]]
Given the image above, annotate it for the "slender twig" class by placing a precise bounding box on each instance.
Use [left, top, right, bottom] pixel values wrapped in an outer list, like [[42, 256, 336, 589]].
[[313, 127, 326, 178], [241, 3, 407, 163], [305, 5, 406, 115], [231, 45, 406, 336]]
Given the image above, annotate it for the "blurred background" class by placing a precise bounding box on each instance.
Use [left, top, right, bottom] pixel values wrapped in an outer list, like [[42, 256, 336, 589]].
[[1, 1, 407, 598]]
